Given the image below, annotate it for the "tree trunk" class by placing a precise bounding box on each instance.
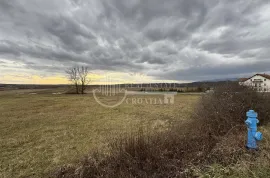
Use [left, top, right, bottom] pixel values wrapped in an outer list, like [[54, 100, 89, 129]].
[[75, 83, 79, 94], [81, 81, 84, 94]]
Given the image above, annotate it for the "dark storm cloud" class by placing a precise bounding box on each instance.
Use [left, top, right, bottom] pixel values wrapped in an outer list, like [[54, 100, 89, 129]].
[[136, 49, 167, 65], [0, 0, 270, 81], [159, 60, 270, 81]]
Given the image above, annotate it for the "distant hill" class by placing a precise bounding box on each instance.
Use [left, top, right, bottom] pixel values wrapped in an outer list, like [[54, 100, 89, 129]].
[[200, 78, 239, 82], [0, 84, 69, 90], [0, 78, 240, 90]]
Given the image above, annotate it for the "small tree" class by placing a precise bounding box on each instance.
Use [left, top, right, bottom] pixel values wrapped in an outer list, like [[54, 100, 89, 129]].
[[66, 66, 90, 94], [78, 66, 90, 94], [66, 67, 80, 94]]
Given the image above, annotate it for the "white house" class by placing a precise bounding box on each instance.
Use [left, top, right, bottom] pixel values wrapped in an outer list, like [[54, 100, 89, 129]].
[[239, 74, 270, 92]]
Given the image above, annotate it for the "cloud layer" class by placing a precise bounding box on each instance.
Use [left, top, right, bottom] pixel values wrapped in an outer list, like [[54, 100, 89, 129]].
[[1, 0, 270, 82]]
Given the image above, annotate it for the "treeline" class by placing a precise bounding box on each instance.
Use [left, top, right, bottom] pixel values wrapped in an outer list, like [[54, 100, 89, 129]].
[[139, 86, 211, 93], [0, 84, 66, 90]]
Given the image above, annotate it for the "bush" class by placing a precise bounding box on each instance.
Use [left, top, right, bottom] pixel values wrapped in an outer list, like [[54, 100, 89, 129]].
[[53, 83, 270, 178], [52, 122, 212, 178], [192, 83, 270, 165], [194, 83, 270, 136]]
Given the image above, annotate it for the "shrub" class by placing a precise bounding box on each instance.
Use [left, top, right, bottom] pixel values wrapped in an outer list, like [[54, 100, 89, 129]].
[[192, 83, 270, 165], [52, 122, 213, 178], [193, 83, 270, 136]]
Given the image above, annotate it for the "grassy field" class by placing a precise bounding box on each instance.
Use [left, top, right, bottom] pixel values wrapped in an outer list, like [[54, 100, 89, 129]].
[[0, 89, 200, 177]]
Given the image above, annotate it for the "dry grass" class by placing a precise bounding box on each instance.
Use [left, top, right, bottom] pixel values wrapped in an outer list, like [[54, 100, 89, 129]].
[[191, 84, 270, 177], [2, 84, 270, 178], [0, 89, 200, 177], [52, 84, 270, 178], [194, 124, 270, 177]]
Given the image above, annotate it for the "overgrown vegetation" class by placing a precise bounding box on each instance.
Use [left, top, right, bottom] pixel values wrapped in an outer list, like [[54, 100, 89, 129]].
[[139, 86, 208, 93], [53, 83, 270, 178]]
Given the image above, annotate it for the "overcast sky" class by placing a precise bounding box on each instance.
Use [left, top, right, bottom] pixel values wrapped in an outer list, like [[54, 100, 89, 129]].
[[1, 0, 270, 84]]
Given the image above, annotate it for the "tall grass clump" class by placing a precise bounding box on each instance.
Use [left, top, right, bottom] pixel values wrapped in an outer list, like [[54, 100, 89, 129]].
[[53, 83, 270, 178]]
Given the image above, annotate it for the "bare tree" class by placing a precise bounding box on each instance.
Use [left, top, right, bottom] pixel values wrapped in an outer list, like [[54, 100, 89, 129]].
[[66, 66, 90, 94], [78, 66, 90, 94], [66, 67, 80, 94]]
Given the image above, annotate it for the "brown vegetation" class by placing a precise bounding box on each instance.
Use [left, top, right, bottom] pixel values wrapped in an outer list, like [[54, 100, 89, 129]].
[[53, 83, 270, 178], [0, 91, 198, 177]]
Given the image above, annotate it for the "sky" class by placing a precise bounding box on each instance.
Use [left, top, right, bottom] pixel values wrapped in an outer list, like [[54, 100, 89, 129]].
[[1, 0, 270, 84]]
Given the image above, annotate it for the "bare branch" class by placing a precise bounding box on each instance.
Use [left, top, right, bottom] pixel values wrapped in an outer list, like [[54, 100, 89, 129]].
[[65, 67, 80, 94]]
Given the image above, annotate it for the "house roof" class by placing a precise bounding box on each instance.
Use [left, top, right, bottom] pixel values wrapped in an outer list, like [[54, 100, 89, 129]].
[[240, 74, 270, 82], [259, 74, 270, 80], [239, 78, 249, 82]]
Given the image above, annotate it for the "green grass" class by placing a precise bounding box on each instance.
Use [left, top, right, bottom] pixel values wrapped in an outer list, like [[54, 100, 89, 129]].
[[0, 90, 200, 177]]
